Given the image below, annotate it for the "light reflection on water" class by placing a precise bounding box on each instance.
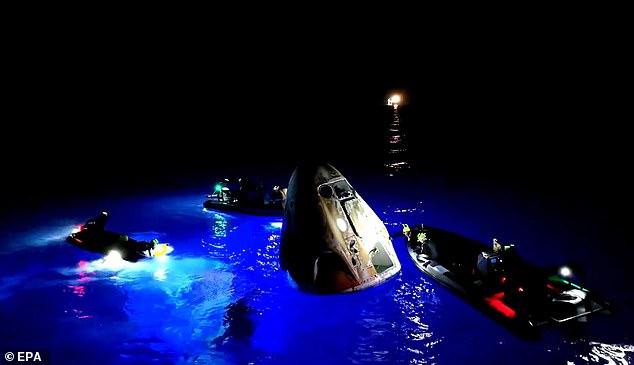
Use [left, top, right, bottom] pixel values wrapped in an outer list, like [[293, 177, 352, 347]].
[[571, 341, 634, 365], [77, 254, 236, 364], [393, 276, 444, 365], [0, 185, 632, 365]]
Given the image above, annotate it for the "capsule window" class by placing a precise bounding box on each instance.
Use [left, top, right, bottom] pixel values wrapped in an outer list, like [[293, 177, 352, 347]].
[[332, 181, 354, 199], [317, 184, 334, 199]]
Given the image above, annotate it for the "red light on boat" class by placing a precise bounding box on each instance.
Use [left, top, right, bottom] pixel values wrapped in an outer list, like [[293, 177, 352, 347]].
[[484, 293, 516, 319]]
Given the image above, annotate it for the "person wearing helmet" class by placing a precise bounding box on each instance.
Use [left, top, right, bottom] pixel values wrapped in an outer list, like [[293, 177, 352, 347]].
[[84, 211, 108, 231], [271, 185, 288, 209], [237, 177, 265, 207], [392, 223, 422, 248], [144, 238, 159, 256], [392, 223, 435, 261]]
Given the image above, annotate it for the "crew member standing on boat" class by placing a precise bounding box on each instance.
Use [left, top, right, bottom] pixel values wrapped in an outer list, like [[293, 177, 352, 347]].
[[238, 177, 264, 206], [272, 185, 288, 209], [393, 223, 432, 260], [493, 238, 502, 253]]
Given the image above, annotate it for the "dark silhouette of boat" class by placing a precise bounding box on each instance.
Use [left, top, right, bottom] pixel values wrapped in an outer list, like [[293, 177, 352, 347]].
[[66, 212, 172, 262], [394, 224, 612, 340], [203, 177, 284, 216]]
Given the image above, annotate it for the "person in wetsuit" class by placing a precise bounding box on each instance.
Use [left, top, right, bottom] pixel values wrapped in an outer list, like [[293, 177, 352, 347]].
[[211, 297, 257, 348], [392, 223, 436, 261], [131, 237, 159, 256], [237, 177, 265, 207], [271, 185, 288, 208]]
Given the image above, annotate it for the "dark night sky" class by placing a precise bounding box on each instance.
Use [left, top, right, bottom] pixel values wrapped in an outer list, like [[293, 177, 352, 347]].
[[3, 36, 631, 212]]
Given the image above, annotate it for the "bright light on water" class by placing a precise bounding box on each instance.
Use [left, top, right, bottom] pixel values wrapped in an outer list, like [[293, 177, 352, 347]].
[[0, 176, 631, 365], [269, 221, 283, 229], [102, 250, 126, 270], [153, 267, 167, 281]]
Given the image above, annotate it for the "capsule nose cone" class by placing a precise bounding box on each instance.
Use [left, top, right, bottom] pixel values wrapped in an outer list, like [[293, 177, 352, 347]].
[[280, 163, 401, 294], [287, 162, 342, 193]]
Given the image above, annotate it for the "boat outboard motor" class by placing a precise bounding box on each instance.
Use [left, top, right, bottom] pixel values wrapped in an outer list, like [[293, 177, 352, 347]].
[[552, 288, 587, 306], [477, 251, 504, 282], [551, 288, 589, 323]]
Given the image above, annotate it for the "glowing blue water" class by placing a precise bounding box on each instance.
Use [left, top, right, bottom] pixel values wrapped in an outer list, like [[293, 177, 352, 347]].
[[1, 169, 632, 365]]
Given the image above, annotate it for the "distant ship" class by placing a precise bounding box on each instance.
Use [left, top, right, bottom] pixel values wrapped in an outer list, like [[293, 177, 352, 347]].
[[384, 94, 409, 176], [279, 163, 401, 294]]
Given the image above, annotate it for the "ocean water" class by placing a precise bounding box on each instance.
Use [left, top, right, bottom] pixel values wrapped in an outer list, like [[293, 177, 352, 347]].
[[1, 165, 632, 365]]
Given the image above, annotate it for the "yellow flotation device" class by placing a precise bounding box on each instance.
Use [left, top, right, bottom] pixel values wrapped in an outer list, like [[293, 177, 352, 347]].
[[153, 243, 169, 257]]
